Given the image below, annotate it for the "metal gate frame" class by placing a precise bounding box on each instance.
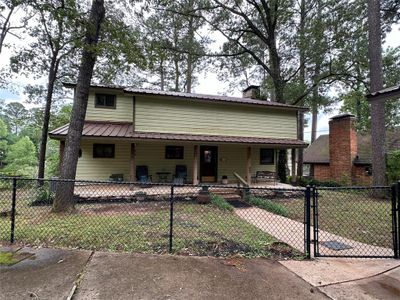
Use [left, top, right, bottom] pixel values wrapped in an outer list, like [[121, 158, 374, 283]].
[[311, 183, 400, 259]]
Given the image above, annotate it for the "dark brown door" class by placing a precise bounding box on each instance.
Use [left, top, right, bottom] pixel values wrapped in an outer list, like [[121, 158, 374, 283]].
[[200, 146, 218, 182]]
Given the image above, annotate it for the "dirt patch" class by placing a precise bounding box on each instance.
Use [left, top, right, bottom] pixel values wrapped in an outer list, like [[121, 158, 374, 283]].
[[268, 241, 302, 259], [81, 202, 169, 216], [177, 239, 256, 257]]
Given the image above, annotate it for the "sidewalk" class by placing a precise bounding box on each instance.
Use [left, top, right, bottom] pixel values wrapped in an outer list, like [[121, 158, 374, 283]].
[[1, 245, 400, 299], [234, 206, 393, 257]]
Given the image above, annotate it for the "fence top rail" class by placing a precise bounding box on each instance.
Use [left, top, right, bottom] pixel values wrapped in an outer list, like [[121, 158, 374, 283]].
[[315, 185, 391, 190], [0, 176, 306, 192]]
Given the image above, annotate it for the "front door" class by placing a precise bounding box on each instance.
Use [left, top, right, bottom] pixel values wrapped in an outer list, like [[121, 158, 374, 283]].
[[200, 146, 218, 182]]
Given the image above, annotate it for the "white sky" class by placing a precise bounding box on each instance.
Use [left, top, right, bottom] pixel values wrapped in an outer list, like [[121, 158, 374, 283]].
[[0, 15, 399, 142]]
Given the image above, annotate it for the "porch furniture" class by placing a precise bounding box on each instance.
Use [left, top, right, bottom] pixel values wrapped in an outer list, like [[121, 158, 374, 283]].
[[252, 171, 276, 185], [109, 174, 124, 182], [173, 165, 187, 185], [156, 171, 171, 183], [136, 166, 152, 183]]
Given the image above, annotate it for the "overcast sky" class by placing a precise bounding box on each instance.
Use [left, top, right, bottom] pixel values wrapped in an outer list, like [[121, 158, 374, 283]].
[[0, 19, 399, 142]]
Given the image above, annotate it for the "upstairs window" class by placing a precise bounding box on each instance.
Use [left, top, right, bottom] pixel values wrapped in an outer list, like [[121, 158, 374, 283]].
[[95, 94, 116, 109], [260, 149, 274, 165], [165, 146, 184, 159], [93, 144, 115, 158]]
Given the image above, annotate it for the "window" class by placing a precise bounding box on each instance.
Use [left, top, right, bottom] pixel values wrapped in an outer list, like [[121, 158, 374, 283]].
[[165, 146, 184, 159], [95, 94, 116, 108], [260, 149, 274, 165], [93, 144, 115, 158]]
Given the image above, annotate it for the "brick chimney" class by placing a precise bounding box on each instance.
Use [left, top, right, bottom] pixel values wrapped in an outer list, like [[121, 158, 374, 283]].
[[242, 85, 260, 99], [329, 113, 358, 183]]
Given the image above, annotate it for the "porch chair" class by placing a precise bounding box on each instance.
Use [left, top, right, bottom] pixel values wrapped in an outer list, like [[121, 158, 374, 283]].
[[136, 165, 152, 183], [173, 165, 187, 185]]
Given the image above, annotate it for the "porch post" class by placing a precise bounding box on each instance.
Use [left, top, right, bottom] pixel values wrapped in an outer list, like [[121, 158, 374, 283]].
[[193, 145, 199, 185], [291, 148, 297, 183], [130, 143, 136, 181], [246, 146, 252, 185], [58, 140, 65, 173]]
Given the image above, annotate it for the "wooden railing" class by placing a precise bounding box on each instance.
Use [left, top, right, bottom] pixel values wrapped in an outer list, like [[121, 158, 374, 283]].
[[233, 172, 249, 188]]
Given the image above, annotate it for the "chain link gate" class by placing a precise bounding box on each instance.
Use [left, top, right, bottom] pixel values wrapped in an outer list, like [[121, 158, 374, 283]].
[[311, 183, 400, 258]]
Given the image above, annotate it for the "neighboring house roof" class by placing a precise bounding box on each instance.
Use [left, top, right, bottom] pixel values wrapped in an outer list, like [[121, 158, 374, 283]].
[[303, 130, 400, 164], [49, 121, 308, 147], [366, 84, 400, 101], [63, 83, 308, 111]]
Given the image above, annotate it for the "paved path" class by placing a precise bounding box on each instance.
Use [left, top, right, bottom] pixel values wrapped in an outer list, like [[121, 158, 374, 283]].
[[234, 206, 393, 257]]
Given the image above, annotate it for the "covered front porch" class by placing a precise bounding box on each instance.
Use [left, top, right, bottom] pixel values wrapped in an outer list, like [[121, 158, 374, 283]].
[[59, 138, 305, 186]]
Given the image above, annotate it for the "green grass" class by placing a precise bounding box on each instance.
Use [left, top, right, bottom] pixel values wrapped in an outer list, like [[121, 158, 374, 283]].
[[210, 193, 234, 211], [0, 196, 300, 258], [246, 196, 289, 217], [0, 252, 18, 266], [281, 190, 393, 248]]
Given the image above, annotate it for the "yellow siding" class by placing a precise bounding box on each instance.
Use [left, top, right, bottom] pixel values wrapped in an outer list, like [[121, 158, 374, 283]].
[[135, 96, 297, 138], [85, 88, 133, 122], [75, 140, 277, 183], [76, 140, 131, 181]]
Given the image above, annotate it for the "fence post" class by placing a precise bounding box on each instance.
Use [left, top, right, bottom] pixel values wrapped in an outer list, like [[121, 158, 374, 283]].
[[10, 177, 17, 243], [313, 186, 319, 257], [397, 182, 400, 259], [304, 185, 311, 259], [169, 184, 174, 253], [392, 184, 399, 259]]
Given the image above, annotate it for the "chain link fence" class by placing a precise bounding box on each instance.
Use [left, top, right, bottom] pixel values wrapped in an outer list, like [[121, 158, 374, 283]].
[[0, 177, 306, 258], [1, 177, 399, 259]]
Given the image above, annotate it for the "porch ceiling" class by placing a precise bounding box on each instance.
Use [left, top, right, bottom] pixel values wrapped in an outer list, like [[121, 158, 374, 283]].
[[49, 121, 308, 148]]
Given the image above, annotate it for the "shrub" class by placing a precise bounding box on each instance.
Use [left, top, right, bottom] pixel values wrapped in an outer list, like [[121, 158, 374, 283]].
[[296, 177, 341, 187], [246, 196, 288, 217], [387, 150, 400, 184], [30, 187, 54, 206], [210, 193, 233, 211]]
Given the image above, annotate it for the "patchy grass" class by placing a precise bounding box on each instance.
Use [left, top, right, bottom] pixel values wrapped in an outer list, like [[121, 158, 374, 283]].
[[0, 197, 300, 258], [0, 252, 18, 266], [210, 193, 234, 211], [282, 190, 392, 248], [246, 196, 289, 217]]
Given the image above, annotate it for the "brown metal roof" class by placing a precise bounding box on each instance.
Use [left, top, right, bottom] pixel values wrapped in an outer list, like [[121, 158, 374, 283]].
[[49, 121, 308, 147], [63, 82, 308, 111]]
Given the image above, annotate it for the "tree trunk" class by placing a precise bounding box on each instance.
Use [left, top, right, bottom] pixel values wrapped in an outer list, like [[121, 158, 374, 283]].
[[185, 1, 195, 93], [37, 54, 59, 180], [368, 0, 386, 186], [53, 0, 105, 212], [160, 59, 165, 91], [0, 6, 14, 54], [296, 0, 306, 179]]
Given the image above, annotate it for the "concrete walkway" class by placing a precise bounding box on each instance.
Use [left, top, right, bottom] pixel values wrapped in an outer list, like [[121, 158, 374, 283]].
[[234, 207, 393, 257], [281, 258, 400, 299]]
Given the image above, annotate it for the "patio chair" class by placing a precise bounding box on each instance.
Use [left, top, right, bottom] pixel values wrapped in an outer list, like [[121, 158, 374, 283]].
[[136, 166, 152, 183], [173, 165, 187, 185]]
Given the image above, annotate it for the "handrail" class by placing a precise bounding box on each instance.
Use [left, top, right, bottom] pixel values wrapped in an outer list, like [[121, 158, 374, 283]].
[[233, 172, 249, 188]]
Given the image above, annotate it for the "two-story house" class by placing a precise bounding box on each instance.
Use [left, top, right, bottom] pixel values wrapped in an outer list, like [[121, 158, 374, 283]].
[[49, 84, 307, 184]]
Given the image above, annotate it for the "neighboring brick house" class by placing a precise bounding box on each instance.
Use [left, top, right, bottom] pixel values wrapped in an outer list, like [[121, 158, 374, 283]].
[[304, 113, 400, 185]]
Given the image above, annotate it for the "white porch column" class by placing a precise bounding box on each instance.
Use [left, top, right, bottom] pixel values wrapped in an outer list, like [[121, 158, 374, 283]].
[[246, 146, 252, 185], [193, 145, 199, 184], [130, 143, 136, 181]]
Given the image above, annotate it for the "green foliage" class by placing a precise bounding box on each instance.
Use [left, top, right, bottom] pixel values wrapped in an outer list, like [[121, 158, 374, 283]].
[[387, 150, 400, 183], [296, 177, 341, 187], [0, 252, 18, 266], [210, 193, 233, 211], [45, 139, 60, 177], [246, 196, 288, 217], [30, 186, 54, 206], [2, 136, 37, 177]]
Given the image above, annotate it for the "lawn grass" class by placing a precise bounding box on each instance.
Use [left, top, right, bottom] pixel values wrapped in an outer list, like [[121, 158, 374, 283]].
[[0, 195, 300, 258], [210, 193, 234, 211], [281, 190, 393, 248], [0, 252, 18, 266], [245, 195, 289, 217]]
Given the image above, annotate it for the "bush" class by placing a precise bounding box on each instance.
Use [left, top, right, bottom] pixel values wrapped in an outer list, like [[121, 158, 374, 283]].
[[210, 193, 233, 211], [296, 177, 341, 187], [246, 196, 288, 217], [387, 150, 400, 184], [30, 187, 54, 206]]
